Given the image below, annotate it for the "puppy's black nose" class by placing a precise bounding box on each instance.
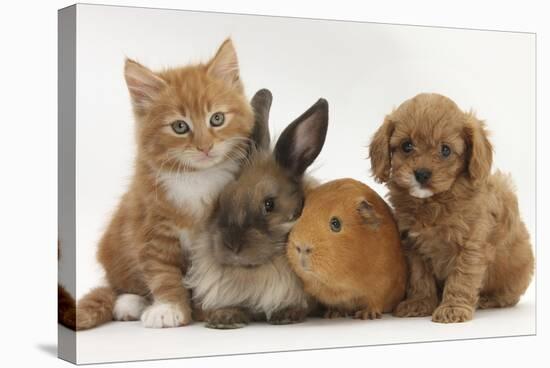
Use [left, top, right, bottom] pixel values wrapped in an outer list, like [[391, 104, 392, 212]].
[[414, 169, 432, 184]]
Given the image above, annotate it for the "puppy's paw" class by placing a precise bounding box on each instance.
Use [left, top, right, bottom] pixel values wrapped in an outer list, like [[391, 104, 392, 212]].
[[205, 308, 249, 329], [323, 307, 351, 319], [353, 307, 383, 320], [478, 295, 519, 309], [141, 302, 192, 328], [393, 298, 437, 318], [432, 304, 473, 323], [268, 307, 308, 325], [113, 294, 148, 321]]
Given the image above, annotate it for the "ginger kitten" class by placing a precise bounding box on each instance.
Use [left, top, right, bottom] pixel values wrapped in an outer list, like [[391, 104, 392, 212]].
[[76, 39, 255, 329]]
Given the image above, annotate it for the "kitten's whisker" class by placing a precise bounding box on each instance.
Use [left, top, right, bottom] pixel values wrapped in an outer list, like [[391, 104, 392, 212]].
[[227, 136, 255, 144], [155, 156, 181, 203], [224, 144, 254, 166], [154, 153, 181, 202], [224, 150, 249, 167]]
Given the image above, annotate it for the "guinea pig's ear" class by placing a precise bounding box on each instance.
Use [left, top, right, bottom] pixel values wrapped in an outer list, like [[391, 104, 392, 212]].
[[357, 199, 381, 228], [369, 116, 395, 183], [463, 111, 493, 184], [250, 89, 272, 152], [274, 98, 329, 178]]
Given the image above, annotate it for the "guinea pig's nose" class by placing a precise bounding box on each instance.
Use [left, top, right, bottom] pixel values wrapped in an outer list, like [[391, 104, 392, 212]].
[[295, 244, 312, 255], [414, 168, 432, 185]]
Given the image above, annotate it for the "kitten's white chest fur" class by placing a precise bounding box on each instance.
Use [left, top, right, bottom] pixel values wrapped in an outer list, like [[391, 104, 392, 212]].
[[159, 159, 239, 218]]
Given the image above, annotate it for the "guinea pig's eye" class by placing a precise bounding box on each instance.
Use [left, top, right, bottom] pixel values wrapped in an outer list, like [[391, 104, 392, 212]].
[[264, 197, 275, 213], [441, 144, 452, 158], [171, 120, 190, 135], [401, 140, 414, 153], [210, 112, 225, 127], [329, 217, 342, 232]]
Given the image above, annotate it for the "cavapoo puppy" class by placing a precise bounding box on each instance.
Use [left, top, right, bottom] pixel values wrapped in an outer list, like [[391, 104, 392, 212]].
[[369, 93, 534, 323]]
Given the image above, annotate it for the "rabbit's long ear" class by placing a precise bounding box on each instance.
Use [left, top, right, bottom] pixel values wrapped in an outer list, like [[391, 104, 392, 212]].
[[274, 98, 329, 178], [250, 89, 272, 151]]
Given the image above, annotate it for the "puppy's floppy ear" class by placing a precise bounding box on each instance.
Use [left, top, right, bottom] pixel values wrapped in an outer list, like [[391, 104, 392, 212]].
[[463, 112, 493, 184], [369, 116, 395, 183], [356, 199, 381, 228]]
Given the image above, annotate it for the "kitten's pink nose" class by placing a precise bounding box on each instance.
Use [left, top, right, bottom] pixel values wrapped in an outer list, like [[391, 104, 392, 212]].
[[197, 144, 213, 155]]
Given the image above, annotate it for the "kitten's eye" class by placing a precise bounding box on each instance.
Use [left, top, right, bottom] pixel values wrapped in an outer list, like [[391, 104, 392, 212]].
[[210, 112, 225, 127], [441, 144, 452, 158], [171, 120, 190, 135], [329, 217, 342, 232], [401, 140, 414, 153], [264, 197, 275, 213]]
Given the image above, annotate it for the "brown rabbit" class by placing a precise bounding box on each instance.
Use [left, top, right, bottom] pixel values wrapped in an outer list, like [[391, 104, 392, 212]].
[[184, 92, 329, 329], [287, 178, 407, 319]]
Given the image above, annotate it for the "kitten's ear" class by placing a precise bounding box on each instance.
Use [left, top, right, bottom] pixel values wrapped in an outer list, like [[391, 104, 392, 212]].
[[250, 89, 272, 151], [207, 38, 242, 90], [124, 59, 166, 112], [274, 98, 329, 178]]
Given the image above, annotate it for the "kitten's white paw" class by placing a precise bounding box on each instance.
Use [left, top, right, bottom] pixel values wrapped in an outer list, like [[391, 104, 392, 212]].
[[113, 294, 148, 321], [141, 303, 191, 328]]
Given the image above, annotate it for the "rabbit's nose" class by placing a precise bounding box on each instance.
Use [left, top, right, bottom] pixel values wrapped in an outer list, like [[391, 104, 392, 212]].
[[224, 239, 241, 253]]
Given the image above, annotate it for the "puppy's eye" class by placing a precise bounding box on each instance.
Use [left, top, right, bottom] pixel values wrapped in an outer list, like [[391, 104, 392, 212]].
[[210, 112, 225, 127], [401, 140, 414, 153], [171, 120, 190, 135], [329, 217, 342, 232], [264, 197, 275, 213], [441, 144, 452, 158]]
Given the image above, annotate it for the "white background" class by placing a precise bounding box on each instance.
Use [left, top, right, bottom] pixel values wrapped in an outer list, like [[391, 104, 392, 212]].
[[72, 4, 537, 363], [75, 5, 536, 302], [0, 0, 548, 367]]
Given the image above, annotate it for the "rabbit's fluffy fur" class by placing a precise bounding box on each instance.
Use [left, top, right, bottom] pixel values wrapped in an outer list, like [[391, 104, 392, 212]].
[[369, 93, 534, 323], [184, 231, 309, 319], [184, 91, 328, 328]]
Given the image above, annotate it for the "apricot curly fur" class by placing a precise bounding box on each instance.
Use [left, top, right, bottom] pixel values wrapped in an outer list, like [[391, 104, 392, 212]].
[[369, 93, 534, 323]]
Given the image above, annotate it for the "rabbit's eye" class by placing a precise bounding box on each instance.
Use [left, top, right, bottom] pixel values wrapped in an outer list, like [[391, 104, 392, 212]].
[[329, 217, 342, 232], [264, 198, 275, 213]]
